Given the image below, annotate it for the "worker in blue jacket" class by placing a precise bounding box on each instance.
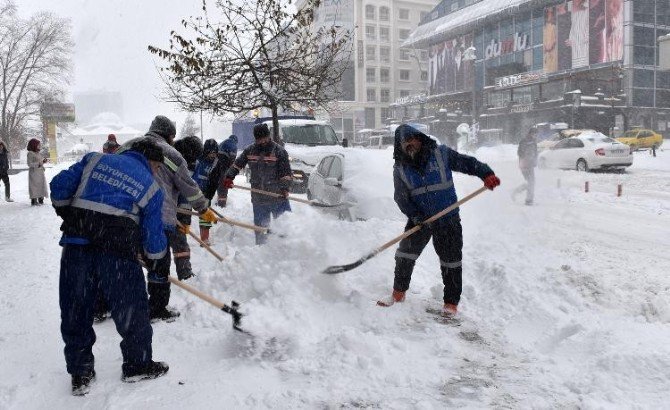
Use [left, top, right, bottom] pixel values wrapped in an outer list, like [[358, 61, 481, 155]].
[[50, 138, 170, 396], [377, 124, 501, 317]]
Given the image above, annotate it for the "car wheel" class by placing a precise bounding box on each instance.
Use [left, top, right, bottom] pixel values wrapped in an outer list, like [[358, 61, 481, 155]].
[[576, 159, 588, 172]]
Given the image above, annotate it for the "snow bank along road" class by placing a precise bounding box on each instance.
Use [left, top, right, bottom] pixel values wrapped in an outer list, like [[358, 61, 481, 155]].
[[1, 147, 669, 408]]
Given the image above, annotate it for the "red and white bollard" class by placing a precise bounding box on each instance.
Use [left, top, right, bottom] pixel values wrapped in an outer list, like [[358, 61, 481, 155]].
[[585, 181, 589, 193]]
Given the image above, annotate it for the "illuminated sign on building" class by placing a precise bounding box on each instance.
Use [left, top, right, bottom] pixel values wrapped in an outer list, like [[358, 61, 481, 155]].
[[494, 71, 548, 90], [484, 32, 529, 60]]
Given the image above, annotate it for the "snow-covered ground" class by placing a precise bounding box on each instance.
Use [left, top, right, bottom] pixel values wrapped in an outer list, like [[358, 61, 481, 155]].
[[1, 147, 669, 408]]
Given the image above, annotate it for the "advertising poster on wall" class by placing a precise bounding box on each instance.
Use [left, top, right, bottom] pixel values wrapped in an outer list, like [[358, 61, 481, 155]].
[[543, 7, 558, 73], [568, 0, 590, 68], [428, 34, 474, 96], [556, 2, 572, 70], [605, 0, 623, 61]]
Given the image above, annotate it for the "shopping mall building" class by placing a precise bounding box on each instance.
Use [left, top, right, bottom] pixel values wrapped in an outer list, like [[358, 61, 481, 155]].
[[399, 0, 670, 143]]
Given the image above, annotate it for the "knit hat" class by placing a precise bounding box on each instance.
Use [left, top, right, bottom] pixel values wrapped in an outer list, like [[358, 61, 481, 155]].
[[253, 123, 270, 139], [129, 138, 164, 163], [107, 134, 117, 142], [173, 136, 203, 166], [148, 115, 176, 139]]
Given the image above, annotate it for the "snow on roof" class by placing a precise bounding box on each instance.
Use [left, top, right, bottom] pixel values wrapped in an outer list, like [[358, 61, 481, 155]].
[[403, 0, 551, 48], [70, 111, 142, 137]]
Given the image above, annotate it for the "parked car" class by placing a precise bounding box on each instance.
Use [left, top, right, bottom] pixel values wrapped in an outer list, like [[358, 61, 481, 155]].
[[537, 129, 591, 151], [616, 128, 663, 150], [538, 131, 633, 171], [306, 149, 400, 221]]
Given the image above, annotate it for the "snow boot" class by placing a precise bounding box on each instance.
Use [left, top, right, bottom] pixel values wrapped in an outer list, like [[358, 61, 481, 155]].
[[122, 361, 169, 383], [71, 370, 96, 396], [376, 290, 406, 307], [199, 227, 211, 246], [442, 303, 458, 317], [5, 197, 13, 202], [31, 198, 37, 206], [38, 197, 44, 205], [150, 307, 180, 322]]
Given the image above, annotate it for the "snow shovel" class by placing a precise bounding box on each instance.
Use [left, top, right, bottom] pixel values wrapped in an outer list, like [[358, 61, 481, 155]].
[[177, 208, 269, 234], [166, 276, 247, 333], [322, 186, 488, 274], [232, 184, 342, 207], [175, 221, 225, 262]]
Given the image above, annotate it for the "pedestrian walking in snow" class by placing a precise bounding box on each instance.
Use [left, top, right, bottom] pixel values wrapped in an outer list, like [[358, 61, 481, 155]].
[[26, 138, 48, 205], [120, 116, 218, 321], [0, 141, 13, 202], [215, 134, 238, 207], [224, 124, 292, 245], [193, 139, 220, 245], [512, 128, 538, 206], [172, 136, 204, 281], [377, 124, 501, 317], [50, 138, 170, 395], [102, 134, 120, 154]]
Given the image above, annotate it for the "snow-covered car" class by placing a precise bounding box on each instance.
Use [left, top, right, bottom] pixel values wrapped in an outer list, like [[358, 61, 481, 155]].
[[538, 131, 633, 171], [537, 129, 591, 151], [306, 149, 401, 221]]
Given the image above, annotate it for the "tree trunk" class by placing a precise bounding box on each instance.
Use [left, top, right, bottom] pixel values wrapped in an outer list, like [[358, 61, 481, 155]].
[[270, 104, 284, 146]]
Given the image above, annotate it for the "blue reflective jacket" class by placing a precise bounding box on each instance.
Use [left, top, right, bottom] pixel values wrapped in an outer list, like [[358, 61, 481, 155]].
[[193, 156, 218, 191], [50, 151, 167, 259]]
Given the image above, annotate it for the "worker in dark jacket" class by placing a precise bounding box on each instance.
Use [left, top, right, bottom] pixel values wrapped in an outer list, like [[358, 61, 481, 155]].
[[223, 124, 292, 245], [50, 138, 169, 395], [377, 124, 501, 317], [193, 139, 219, 244], [215, 134, 238, 207], [0, 140, 12, 202], [513, 127, 538, 205], [121, 116, 218, 321], [172, 136, 204, 280]]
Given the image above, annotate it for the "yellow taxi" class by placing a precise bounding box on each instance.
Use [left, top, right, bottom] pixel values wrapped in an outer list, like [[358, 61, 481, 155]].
[[616, 129, 664, 150]]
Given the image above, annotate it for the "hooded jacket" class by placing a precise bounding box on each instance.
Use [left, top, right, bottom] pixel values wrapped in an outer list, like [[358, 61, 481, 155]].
[[393, 124, 493, 225], [0, 142, 8, 175], [50, 151, 167, 260]]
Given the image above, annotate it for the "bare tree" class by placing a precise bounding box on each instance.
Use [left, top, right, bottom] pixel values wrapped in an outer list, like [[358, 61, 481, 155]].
[[179, 113, 200, 138], [149, 0, 352, 142], [0, 1, 73, 161]]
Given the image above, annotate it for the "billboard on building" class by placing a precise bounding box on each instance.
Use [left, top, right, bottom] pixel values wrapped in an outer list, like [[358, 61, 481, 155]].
[[544, 0, 623, 72], [428, 34, 474, 95]]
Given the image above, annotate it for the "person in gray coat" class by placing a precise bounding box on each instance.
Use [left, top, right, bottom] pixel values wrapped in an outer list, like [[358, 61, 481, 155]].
[[120, 116, 218, 321], [26, 138, 49, 205], [0, 141, 12, 202], [513, 128, 539, 205]]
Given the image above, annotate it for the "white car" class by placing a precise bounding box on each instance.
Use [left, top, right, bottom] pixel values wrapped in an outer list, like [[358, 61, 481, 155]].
[[538, 132, 633, 171], [306, 149, 401, 221]]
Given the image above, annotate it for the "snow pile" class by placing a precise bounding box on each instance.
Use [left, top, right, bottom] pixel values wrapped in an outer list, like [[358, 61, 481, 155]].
[[0, 147, 669, 408]]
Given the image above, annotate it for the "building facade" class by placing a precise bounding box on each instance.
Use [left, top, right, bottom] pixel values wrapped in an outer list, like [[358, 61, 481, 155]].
[[400, 0, 670, 143], [302, 0, 440, 142]]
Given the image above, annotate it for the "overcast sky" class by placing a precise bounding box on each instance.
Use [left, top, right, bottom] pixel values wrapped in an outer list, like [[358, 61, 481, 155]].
[[17, 0, 222, 131]]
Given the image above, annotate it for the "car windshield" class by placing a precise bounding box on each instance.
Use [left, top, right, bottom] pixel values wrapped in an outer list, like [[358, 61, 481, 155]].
[[622, 130, 638, 138], [282, 124, 339, 146], [585, 135, 616, 143]]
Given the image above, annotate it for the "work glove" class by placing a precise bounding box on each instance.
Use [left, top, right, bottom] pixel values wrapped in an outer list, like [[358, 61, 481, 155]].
[[177, 269, 195, 281], [199, 208, 218, 224], [483, 174, 501, 190], [279, 189, 289, 199], [223, 178, 234, 189], [177, 224, 190, 235]]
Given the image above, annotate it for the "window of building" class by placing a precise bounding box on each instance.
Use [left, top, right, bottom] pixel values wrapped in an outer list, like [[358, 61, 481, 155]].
[[365, 107, 376, 128], [380, 46, 390, 63], [366, 45, 376, 61], [365, 5, 375, 20], [399, 9, 410, 20], [633, 1, 655, 24], [381, 107, 391, 123], [399, 48, 411, 61], [634, 69, 654, 88], [399, 29, 410, 41], [531, 13, 543, 47], [634, 46, 655, 65], [420, 50, 428, 61], [400, 90, 410, 98], [379, 6, 390, 21], [420, 70, 428, 81], [366, 25, 376, 40], [634, 26, 656, 47], [366, 67, 376, 83], [380, 88, 391, 103], [367, 88, 376, 102], [658, 70, 670, 89], [379, 26, 390, 42], [399, 69, 410, 81], [380, 68, 390, 83]]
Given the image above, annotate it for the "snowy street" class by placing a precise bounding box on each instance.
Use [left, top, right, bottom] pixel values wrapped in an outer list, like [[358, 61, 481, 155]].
[[1, 147, 669, 408]]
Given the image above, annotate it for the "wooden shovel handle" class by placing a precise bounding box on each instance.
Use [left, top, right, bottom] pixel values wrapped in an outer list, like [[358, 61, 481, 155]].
[[176, 221, 225, 262], [232, 184, 313, 205]]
